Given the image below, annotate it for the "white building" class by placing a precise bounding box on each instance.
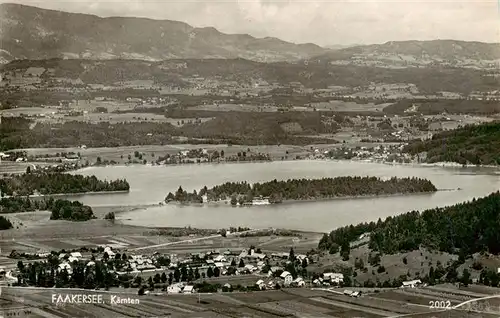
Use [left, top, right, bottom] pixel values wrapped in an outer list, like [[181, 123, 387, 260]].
[[401, 279, 422, 288], [183, 285, 194, 294], [280, 271, 293, 286], [323, 272, 344, 284]]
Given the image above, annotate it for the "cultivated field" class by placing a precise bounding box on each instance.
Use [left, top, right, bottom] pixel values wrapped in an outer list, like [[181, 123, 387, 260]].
[[2, 282, 500, 317], [10, 144, 316, 165], [310, 101, 393, 112], [186, 101, 392, 113]]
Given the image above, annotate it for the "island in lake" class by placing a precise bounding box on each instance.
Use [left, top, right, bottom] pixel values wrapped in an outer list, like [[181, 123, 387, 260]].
[[165, 176, 437, 206]]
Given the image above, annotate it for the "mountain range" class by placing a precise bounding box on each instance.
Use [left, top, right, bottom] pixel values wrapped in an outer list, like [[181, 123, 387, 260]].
[[0, 3, 328, 63], [0, 3, 499, 68]]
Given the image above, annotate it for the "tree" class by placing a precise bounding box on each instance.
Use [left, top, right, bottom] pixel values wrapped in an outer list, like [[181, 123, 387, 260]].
[[181, 266, 188, 282], [153, 273, 161, 284], [133, 276, 142, 287], [168, 272, 173, 285], [138, 286, 145, 295], [214, 267, 220, 277], [104, 212, 115, 221], [174, 268, 181, 282], [17, 260, 24, 272], [207, 266, 214, 278], [289, 247, 295, 262], [188, 267, 194, 282], [461, 269, 471, 287], [238, 259, 245, 268], [230, 195, 238, 206], [195, 268, 201, 280]]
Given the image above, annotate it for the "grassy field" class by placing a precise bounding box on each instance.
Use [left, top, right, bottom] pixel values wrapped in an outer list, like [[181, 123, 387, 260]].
[[186, 101, 393, 113], [1, 284, 500, 317], [7, 144, 318, 167], [310, 101, 393, 112], [311, 245, 458, 285]]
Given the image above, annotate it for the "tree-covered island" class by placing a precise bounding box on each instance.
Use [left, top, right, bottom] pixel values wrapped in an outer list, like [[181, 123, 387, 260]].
[[0, 172, 130, 196], [165, 176, 437, 205], [0, 197, 95, 222]]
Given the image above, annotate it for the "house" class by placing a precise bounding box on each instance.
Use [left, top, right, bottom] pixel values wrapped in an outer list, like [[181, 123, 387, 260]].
[[36, 251, 50, 258], [58, 263, 72, 274], [313, 279, 322, 286], [296, 254, 308, 262], [68, 256, 79, 263], [244, 264, 257, 272], [167, 283, 183, 294], [269, 266, 281, 274], [343, 289, 361, 297], [58, 253, 67, 259], [401, 280, 422, 288], [255, 279, 265, 289], [280, 271, 293, 286], [293, 277, 305, 287], [323, 272, 344, 284], [183, 285, 194, 294], [70, 252, 82, 258], [214, 262, 225, 268], [214, 255, 226, 262]]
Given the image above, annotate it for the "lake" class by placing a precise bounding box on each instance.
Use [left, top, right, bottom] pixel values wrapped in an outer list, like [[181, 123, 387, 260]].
[[68, 161, 500, 232]]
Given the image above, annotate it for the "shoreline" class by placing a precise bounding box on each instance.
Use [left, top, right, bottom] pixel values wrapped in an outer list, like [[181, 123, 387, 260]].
[[1, 190, 130, 199], [70, 158, 500, 171], [164, 188, 453, 207]]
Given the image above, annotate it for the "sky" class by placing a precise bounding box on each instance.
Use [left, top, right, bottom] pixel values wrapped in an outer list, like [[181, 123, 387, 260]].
[[1, 0, 499, 46]]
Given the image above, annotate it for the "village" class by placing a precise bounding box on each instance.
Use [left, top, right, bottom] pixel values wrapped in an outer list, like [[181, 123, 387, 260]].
[[2, 240, 427, 298]]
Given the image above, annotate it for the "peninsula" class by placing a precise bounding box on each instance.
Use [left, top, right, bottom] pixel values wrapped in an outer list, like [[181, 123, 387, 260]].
[[165, 176, 437, 205], [0, 171, 130, 196]]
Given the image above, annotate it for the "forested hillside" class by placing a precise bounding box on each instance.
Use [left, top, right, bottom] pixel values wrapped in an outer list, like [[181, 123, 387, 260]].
[[0, 172, 130, 196], [319, 192, 500, 256], [403, 122, 500, 165]]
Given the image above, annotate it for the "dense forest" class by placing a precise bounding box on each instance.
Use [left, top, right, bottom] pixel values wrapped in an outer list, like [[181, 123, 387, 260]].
[[0, 197, 95, 221], [0, 215, 13, 230], [319, 191, 500, 257], [0, 111, 336, 150], [166, 177, 437, 204], [0, 172, 130, 196], [404, 122, 500, 165]]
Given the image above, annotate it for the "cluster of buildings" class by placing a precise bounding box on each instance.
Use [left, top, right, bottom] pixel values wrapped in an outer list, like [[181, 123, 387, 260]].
[[313, 272, 345, 287]]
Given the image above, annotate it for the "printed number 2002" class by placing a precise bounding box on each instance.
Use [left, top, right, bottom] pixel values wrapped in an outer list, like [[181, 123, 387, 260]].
[[429, 300, 451, 309]]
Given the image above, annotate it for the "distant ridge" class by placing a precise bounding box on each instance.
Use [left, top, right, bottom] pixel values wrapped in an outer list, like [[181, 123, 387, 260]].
[[313, 39, 500, 62], [0, 3, 329, 63]]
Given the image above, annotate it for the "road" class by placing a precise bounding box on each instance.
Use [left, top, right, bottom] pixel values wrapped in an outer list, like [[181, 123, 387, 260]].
[[131, 228, 271, 251]]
